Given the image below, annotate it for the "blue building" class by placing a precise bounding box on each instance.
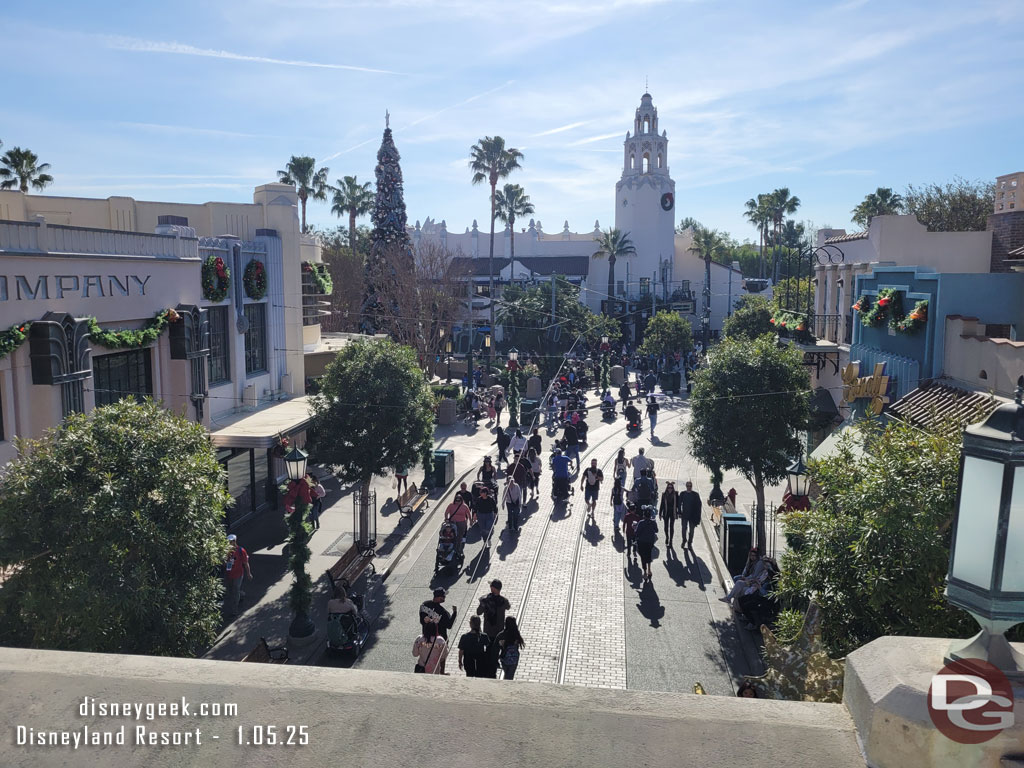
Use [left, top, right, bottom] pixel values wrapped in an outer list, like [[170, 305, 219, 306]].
[[849, 266, 1024, 400]]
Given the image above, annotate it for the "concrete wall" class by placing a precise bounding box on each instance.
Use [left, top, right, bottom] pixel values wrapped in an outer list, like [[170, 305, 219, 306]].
[[0, 647, 865, 768], [943, 316, 1024, 397]]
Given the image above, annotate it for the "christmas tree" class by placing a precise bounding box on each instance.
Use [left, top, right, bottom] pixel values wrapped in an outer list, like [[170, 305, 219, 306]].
[[362, 117, 413, 334]]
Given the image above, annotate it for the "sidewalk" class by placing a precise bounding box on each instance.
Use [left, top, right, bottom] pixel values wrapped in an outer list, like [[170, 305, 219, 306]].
[[204, 413, 511, 662]]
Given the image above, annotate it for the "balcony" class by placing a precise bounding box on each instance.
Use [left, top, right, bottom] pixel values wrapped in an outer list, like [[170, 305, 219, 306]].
[[301, 263, 332, 327]]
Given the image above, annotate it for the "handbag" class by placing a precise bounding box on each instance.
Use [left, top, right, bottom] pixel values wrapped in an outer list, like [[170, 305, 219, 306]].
[[414, 637, 438, 673]]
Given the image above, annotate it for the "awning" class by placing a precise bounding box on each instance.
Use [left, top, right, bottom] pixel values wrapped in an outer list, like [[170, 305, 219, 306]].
[[808, 386, 842, 429], [210, 396, 312, 449], [810, 420, 865, 463]]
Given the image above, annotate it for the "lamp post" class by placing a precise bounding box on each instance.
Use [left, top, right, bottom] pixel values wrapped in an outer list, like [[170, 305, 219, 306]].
[[484, 333, 491, 380], [600, 334, 611, 393], [787, 455, 810, 498], [445, 338, 453, 384], [438, 326, 445, 381], [507, 347, 520, 428], [281, 445, 315, 640], [944, 376, 1024, 677]]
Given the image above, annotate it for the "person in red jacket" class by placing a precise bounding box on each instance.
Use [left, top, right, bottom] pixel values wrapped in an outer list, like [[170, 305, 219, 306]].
[[224, 534, 252, 617]]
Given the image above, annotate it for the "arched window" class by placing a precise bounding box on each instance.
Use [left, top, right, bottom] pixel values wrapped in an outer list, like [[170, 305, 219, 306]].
[[657, 153, 663, 169], [630, 154, 635, 170], [642, 153, 650, 173], [979, 370, 988, 380], [643, 116, 650, 134]]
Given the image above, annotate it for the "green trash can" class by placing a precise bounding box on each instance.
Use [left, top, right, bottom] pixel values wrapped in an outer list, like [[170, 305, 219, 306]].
[[659, 372, 673, 393], [432, 449, 455, 488], [519, 398, 539, 426]]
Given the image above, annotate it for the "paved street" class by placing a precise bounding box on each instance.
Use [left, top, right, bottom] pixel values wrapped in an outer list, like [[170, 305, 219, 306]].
[[322, 396, 763, 695]]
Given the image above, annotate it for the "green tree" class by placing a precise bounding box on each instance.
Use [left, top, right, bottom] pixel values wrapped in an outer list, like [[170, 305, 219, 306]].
[[772, 275, 814, 317], [638, 310, 693, 357], [592, 228, 637, 310], [744, 194, 772, 278], [0, 146, 53, 193], [776, 419, 978, 656], [723, 294, 774, 341], [0, 400, 231, 656], [310, 224, 370, 332], [904, 177, 994, 232], [330, 175, 374, 254], [676, 216, 703, 233], [687, 336, 810, 544], [778, 219, 806, 250], [469, 136, 524, 362], [308, 339, 435, 542], [277, 155, 330, 233], [766, 188, 801, 283], [688, 225, 727, 349], [850, 187, 905, 229], [495, 183, 534, 265]]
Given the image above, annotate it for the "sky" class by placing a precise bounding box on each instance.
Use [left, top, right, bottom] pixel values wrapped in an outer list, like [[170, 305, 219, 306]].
[[2, 0, 1022, 242]]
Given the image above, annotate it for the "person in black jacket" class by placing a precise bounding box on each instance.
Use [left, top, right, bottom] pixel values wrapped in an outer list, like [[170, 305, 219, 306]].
[[679, 481, 702, 548], [659, 481, 679, 548], [634, 507, 659, 582], [419, 588, 457, 674]]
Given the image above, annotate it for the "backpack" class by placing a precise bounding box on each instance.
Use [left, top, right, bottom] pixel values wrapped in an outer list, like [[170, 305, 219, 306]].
[[502, 642, 520, 667]]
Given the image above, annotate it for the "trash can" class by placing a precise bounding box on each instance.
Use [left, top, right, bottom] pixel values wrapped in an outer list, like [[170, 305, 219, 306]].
[[432, 449, 455, 488], [717, 510, 747, 541], [519, 398, 539, 426], [658, 371, 682, 394], [722, 517, 753, 577]]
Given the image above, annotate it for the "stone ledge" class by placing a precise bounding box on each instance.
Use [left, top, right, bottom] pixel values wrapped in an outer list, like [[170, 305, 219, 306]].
[[0, 647, 863, 768]]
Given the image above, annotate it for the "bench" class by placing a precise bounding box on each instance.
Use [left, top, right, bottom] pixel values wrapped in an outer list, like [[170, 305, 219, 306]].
[[397, 482, 429, 520], [325, 544, 375, 599], [241, 637, 288, 663]]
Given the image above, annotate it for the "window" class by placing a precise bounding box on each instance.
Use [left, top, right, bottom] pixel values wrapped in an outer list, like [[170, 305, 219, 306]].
[[657, 153, 663, 169], [244, 303, 267, 375], [642, 153, 650, 173], [616, 280, 624, 297], [474, 284, 490, 297], [207, 306, 231, 385], [94, 349, 152, 406], [639, 277, 650, 296]]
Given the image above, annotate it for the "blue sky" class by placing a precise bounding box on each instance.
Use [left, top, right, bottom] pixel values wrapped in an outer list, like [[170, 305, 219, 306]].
[[2, 0, 1022, 242]]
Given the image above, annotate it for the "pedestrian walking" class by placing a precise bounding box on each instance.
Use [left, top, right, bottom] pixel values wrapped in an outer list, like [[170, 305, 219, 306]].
[[611, 477, 626, 533], [528, 448, 542, 499], [562, 420, 581, 470], [420, 588, 458, 642], [477, 580, 512, 677], [308, 473, 327, 529], [580, 458, 604, 517], [510, 428, 527, 456], [223, 534, 252, 617], [458, 616, 490, 677], [633, 468, 656, 508], [635, 507, 659, 582], [494, 392, 505, 427], [528, 428, 542, 457], [413, 622, 448, 674], [474, 485, 498, 543], [645, 396, 660, 439], [444, 495, 473, 555], [394, 466, 409, 497], [495, 616, 525, 680], [623, 503, 642, 559], [494, 428, 511, 468], [504, 475, 523, 533], [630, 447, 653, 484], [659, 481, 679, 548], [613, 448, 628, 487], [680, 480, 703, 548]]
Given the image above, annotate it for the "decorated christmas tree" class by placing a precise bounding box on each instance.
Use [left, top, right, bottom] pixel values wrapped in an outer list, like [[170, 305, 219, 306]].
[[362, 116, 413, 334]]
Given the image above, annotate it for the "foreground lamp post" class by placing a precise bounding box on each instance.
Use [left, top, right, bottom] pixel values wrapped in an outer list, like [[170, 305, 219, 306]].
[[281, 445, 315, 640], [445, 338, 453, 384], [507, 347, 520, 428], [787, 455, 810, 498], [944, 376, 1024, 677]]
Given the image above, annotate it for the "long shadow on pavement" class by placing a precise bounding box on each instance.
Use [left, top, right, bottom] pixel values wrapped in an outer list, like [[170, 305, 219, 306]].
[[636, 581, 666, 628]]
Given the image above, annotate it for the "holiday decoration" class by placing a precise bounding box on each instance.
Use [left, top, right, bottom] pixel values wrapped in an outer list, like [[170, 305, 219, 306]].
[[851, 295, 868, 314], [0, 322, 31, 362], [202, 254, 230, 302], [303, 262, 333, 295], [895, 299, 929, 334], [860, 289, 896, 328], [87, 308, 176, 349], [362, 122, 413, 334], [244, 259, 268, 300]]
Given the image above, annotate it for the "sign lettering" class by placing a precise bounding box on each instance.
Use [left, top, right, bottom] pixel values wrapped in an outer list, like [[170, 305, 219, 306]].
[[0, 275, 151, 301], [840, 361, 890, 415]]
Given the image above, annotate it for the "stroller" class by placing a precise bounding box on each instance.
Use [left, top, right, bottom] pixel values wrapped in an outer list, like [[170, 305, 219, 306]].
[[435, 520, 464, 574], [326, 584, 369, 657], [552, 475, 574, 501]]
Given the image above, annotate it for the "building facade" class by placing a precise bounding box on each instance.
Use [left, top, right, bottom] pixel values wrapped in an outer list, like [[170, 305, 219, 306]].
[[0, 184, 330, 528]]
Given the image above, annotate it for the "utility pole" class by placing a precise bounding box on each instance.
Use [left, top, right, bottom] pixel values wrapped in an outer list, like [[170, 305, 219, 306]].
[[703, 254, 712, 352], [652, 270, 657, 318]]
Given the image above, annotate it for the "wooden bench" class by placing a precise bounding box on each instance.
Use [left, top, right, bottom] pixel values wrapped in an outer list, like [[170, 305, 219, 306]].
[[241, 637, 288, 663], [397, 482, 429, 520], [325, 544, 374, 599]]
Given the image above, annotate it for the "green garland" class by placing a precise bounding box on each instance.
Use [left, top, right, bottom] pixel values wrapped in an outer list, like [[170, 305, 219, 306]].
[[87, 309, 175, 349], [895, 299, 929, 334], [885, 289, 905, 332], [0, 322, 31, 362], [770, 311, 812, 342], [860, 288, 896, 328], [303, 262, 333, 295], [202, 254, 230, 302], [244, 259, 268, 301]]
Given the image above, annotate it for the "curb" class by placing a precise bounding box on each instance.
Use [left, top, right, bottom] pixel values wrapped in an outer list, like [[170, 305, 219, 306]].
[[700, 514, 734, 594]]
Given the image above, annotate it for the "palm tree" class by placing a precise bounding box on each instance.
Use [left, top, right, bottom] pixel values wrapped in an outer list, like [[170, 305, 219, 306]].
[[743, 194, 771, 279], [494, 183, 534, 265], [851, 187, 905, 229], [330, 175, 374, 254], [688, 225, 727, 349], [592, 228, 636, 313], [277, 156, 329, 233], [469, 136, 523, 360], [0, 146, 53, 193], [767, 188, 800, 283]]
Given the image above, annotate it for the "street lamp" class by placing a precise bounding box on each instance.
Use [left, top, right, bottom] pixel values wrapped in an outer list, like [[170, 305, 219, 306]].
[[786, 455, 810, 498], [944, 376, 1024, 676], [445, 338, 453, 383], [599, 334, 611, 393], [283, 445, 309, 482], [507, 347, 520, 428], [281, 443, 314, 640]]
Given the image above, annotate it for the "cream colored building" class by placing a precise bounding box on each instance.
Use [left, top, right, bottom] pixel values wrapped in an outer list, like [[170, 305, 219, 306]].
[[0, 184, 331, 528]]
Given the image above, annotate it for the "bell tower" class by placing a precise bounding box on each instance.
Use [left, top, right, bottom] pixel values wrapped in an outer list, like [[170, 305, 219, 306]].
[[608, 91, 676, 302]]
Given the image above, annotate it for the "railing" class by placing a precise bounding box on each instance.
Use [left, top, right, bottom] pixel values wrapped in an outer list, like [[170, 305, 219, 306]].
[[301, 270, 331, 327], [0, 219, 199, 259], [811, 314, 844, 344]]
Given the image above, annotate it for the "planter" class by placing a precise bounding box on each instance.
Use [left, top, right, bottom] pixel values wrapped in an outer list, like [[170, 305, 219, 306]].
[[288, 612, 318, 646]]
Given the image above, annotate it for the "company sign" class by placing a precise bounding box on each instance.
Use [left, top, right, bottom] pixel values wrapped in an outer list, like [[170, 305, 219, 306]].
[[840, 361, 890, 416], [0, 274, 152, 301]]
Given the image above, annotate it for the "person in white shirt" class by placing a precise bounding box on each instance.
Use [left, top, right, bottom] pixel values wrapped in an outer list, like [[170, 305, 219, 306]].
[[504, 477, 523, 533], [510, 429, 527, 456], [631, 447, 654, 484]]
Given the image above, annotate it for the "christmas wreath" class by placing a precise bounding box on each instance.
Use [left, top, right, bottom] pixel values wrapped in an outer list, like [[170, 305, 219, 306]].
[[0, 322, 31, 362], [202, 254, 230, 302], [860, 288, 897, 328], [895, 299, 928, 334], [244, 259, 268, 301]]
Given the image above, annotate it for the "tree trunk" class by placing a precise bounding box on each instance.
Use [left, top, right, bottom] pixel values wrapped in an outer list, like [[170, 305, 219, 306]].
[[488, 181, 496, 368], [349, 210, 357, 253], [358, 478, 371, 551], [758, 225, 765, 279], [752, 469, 767, 550], [607, 255, 616, 313], [300, 193, 308, 234], [21, 179, 28, 194], [510, 216, 516, 265]]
